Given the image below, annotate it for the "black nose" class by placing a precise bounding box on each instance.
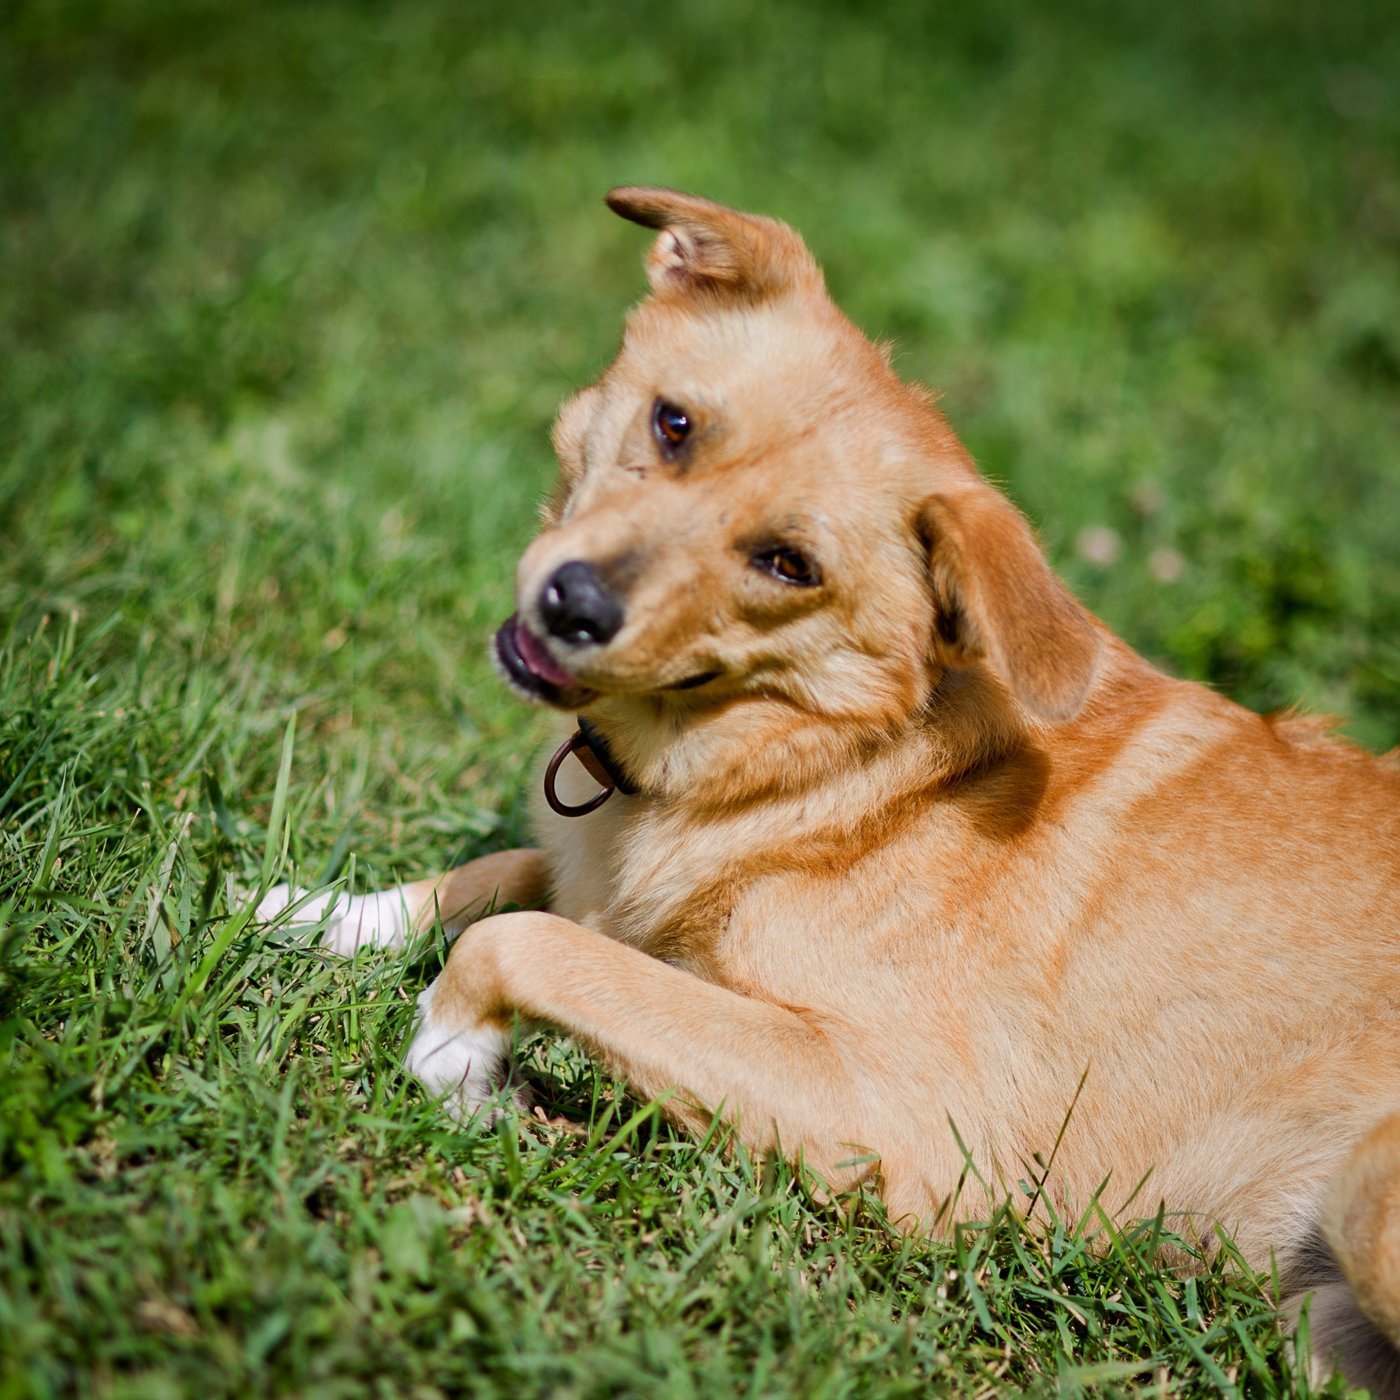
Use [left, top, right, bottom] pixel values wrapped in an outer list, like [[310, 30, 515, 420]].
[[538, 561, 625, 645]]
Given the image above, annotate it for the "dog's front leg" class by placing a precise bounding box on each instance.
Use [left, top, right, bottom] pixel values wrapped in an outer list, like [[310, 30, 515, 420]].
[[406, 910, 871, 1175], [259, 848, 551, 955]]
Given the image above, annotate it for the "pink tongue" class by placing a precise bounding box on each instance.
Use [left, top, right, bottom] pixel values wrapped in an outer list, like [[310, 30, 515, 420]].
[[516, 621, 578, 688]]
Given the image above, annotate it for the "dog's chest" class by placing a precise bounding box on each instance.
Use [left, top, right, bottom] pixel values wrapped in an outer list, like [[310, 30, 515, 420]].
[[542, 783, 983, 991], [538, 796, 734, 961]]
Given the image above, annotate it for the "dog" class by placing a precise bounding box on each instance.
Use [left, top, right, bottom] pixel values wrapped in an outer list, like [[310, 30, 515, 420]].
[[261, 188, 1400, 1390]]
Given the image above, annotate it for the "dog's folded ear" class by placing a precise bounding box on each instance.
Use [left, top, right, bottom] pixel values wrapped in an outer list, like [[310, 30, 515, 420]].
[[921, 488, 1102, 724], [606, 186, 823, 304]]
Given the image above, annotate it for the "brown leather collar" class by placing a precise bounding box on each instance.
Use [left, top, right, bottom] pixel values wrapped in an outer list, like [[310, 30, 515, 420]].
[[543, 716, 639, 817]]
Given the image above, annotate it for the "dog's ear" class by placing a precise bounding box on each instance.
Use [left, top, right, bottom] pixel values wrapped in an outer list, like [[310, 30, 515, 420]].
[[540, 385, 600, 526], [920, 488, 1102, 723], [550, 385, 599, 489], [606, 186, 822, 303]]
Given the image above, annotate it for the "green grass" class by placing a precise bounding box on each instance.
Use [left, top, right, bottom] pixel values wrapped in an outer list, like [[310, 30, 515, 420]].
[[1, 0, 1396, 1394]]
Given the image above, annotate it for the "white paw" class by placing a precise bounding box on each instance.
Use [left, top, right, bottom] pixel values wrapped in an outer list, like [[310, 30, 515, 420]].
[[256, 881, 413, 955], [256, 881, 343, 928], [404, 980, 510, 1120]]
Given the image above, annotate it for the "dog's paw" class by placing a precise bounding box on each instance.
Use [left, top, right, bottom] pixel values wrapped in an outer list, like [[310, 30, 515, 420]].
[[256, 881, 413, 955], [257, 881, 340, 928], [404, 980, 512, 1121]]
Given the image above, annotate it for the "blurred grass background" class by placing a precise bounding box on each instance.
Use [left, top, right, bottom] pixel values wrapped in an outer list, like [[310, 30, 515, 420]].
[[1, 0, 1397, 1395]]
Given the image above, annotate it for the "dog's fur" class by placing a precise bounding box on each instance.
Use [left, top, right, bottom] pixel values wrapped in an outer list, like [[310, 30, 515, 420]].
[[263, 190, 1400, 1389]]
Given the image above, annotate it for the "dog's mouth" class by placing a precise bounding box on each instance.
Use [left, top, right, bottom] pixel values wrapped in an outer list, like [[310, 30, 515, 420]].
[[496, 614, 726, 709], [494, 615, 601, 709]]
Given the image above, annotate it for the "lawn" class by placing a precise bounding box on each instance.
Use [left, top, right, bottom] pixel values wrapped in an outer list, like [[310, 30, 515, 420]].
[[1, 0, 1397, 1395]]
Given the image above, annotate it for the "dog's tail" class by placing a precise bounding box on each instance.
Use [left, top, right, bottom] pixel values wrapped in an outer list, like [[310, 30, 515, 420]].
[[1300, 1114, 1400, 1395]]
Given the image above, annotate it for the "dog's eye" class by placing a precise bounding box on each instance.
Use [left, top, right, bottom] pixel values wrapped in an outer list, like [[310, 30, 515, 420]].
[[652, 399, 691, 455], [753, 546, 822, 588]]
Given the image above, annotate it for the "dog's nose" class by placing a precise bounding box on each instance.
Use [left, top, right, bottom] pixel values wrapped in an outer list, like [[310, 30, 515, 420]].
[[538, 561, 625, 646]]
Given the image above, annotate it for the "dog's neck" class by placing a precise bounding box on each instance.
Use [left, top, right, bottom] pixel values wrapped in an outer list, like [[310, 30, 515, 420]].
[[576, 663, 1034, 816]]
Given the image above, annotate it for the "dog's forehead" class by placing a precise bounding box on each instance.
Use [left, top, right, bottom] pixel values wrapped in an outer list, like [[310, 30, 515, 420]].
[[620, 297, 887, 414], [597, 293, 977, 511]]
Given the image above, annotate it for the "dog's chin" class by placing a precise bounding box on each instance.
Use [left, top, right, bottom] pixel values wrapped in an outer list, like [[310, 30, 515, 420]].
[[494, 616, 600, 711]]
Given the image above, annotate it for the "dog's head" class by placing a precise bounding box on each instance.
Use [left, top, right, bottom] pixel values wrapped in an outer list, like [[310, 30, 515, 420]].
[[495, 189, 1101, 790]]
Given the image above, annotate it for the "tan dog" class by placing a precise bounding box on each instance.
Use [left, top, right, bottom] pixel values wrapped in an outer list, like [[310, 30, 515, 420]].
[[262, 189, 1400, 1390]]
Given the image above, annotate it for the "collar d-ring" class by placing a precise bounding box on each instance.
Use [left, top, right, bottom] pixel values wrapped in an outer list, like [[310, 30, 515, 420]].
[[542, 719, 638, 818]]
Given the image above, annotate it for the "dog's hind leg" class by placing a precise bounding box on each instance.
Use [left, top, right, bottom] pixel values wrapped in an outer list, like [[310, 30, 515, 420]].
[[1302, 1115, 1400, 1395], [257, 848, 551, 956]]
